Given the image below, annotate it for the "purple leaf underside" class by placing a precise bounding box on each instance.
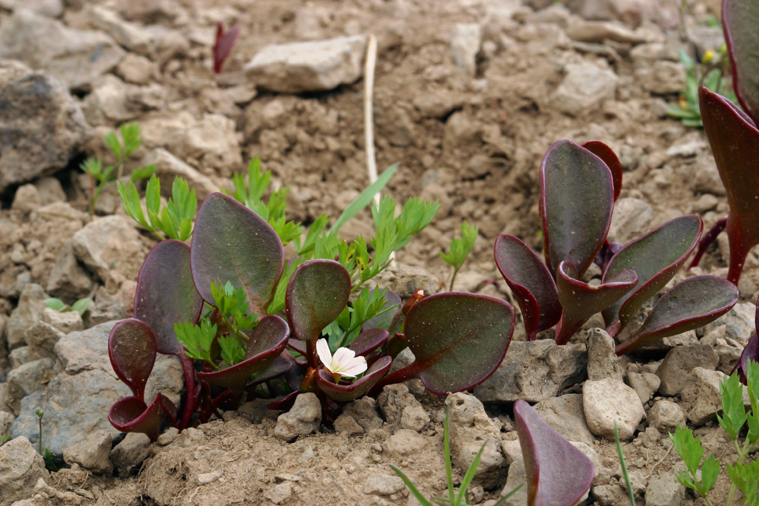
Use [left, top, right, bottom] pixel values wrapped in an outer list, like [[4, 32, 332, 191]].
[[555, 262, 637, 345], [494, 234, 561, 340], [109, 394, 165, 442], [350, 328, 389, 356], [108, 319, 157, 400], [581, 140, 623, 202], [615, 275, 739, 355], [316, 356, 392, 402], [514, 399, 595, 506]]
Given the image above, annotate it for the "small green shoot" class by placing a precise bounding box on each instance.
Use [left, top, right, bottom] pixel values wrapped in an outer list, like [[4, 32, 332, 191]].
[[44, 297, 91, 316], [390, 404, 522, 506], [35, 408, 57, 472], [667, 48, 738, 128], [670, 425, 719, 505], [615, 422, 636, 506], [174, 320, 218, 368], [83, 122, 155, 217], [441, 221, 478, 291], [118, 174, 197, 241], [329, 286, 397, 348]]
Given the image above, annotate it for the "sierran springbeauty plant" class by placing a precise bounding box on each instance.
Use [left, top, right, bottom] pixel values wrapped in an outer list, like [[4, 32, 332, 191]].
[[109, 160, 516, 439], [688, 0, 759, 285], [495, 139, 738, 353]]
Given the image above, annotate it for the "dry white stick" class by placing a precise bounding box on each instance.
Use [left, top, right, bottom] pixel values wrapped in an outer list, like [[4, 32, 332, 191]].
[[364, 33, 379, 207]]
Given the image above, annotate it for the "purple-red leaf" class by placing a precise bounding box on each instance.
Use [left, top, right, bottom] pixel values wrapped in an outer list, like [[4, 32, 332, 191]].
[[514, 399, 595, 506], [316, 356, 392, 402], [109, 394, 164, 442], [191, 192, 284, 315], [733, 333, 759, 384], [286, 259, 351, 343], [390, 293, 515, 395], [723, 0, 759, 123], [602, 215, 702, 335], [249, 351, 295, 387], [108, 319, 157, 400], [699, 87, 759, 285], [214, 22, 240, 74], [554, 262, 637, 345], [582, 140, 623, 202], [540, 140, 615, 277], [196, 315, 289, 391], [134, 240, 203, 356], [350, 328, 389, 357], [494, 234, 561, 340], [615, 275, 738, 355]]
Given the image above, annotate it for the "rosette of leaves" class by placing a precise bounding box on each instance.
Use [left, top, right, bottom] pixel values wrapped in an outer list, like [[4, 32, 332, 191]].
[[494, 139, 737, 354]]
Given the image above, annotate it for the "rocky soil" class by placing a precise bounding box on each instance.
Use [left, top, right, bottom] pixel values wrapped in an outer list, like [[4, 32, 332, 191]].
[[0, 0, 756, 505]]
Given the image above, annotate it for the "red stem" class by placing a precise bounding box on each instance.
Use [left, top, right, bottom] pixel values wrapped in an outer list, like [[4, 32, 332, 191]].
[[176, 353, 196, 431], [689, 218, 727, 269]]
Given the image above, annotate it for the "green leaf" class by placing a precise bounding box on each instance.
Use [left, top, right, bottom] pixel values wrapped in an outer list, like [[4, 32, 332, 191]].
[[44, 448, 58, 472], [218, 334, 245, 366], [727, 460, 759, 506], [117, 180, 152, 231], [390, 466, 435, 506], [120, 122, 142, 158], [718, 372, 747, 441], [331, 163, 398, 232], [174, 320, 217, 363], [81, 158, 103, 178], [130, 165, 156, 181], [670, 426, 704, 478], [104, 131, 122, 160], [441, 221, 478, 270], [295, 214, 329, 256], [71, 297, 91, 315], [698, 455, 720, 496], [44, 298, 66, 312], [456, 441, 486, 506]]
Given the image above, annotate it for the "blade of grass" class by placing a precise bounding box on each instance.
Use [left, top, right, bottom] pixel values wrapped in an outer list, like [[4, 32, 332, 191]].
[[616, 422, 636, 505], [330, 163, 398, 233], [455, 442, 486, 505], [492, 483, 523, 506], [390, 465, 435, 506], [444, 405, 456, 505]]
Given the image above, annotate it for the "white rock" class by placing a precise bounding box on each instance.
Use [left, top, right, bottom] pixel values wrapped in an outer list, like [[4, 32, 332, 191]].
[[63, 430, 113, 474], [115, 53, 157, 85], [607, 197, 653, 244], [0, 0, 62, 18], [450, 24, 481, 76], [144, 148, 220, 201], [0, 436, 48, 506], [245, 35, 368, 93], [167, 114, 242, 179], [649, 400, 686, 433], [583, 378, 645, 441], [681, 367, 725, 425], [552, 62, 618, 115], [89, 6, 152, 55], [274, 393, 321, 441]]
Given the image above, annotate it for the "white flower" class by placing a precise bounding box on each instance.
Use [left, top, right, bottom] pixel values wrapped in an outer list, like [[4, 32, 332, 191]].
[[316, 339, 367, 383]]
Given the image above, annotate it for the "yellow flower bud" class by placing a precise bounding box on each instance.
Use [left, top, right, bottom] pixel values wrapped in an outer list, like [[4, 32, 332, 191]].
[[703, 50, 715, 64]]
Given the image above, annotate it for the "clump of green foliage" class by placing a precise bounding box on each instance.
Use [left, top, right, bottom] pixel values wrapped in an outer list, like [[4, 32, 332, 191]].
[[44, 297, 91, 316], [441, 222, 478, 291], [667, 47, 738, 128], [670, 360, 759, 506], [81, 123, 155, 217]]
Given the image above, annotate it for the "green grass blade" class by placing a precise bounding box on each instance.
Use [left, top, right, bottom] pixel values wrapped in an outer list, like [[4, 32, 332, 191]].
[[492, 483, 523, 506], [390, 465, 435, 506], [616, 423, 637, 506], [330, 164, 398, 233], [444, 405, 456, 505], [455, 442, 486, 506]]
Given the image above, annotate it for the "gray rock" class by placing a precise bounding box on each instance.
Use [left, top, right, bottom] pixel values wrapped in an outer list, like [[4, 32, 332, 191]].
[[0, 0, 63, 17], [46, 241, 94, 302], [474, 340, 587, 403], [342, 397, 383, 431], [649, 400, 686, 433], [592, 483, 630, 505], [70, 215, 144, 287], [0, 71, 90, 193], [500, 457, 527, 506], [0, 411, 14, 445], [166, 113, 241, 179], [583, 378, 645, 441], [110, 432, 151, 476], [552, 62, 618, 115], [534, 393, 596, 445], [401, 404, 430, 432], [0, 436, 48, 506], [377, 384, 423, 426], [41, 308, 82, 335], [0, 9, 124, 91], [385, 429, 426, 457], [63, 430, 112, 474], [626, 371, 661, 404], [681, 367, 725, 425], [701, 302, 754, 346], [646, 471, 685, 506], [8, 347, 30, 369], [25, 321, 65, 361], [586, 328, 624, 381], [333, 413, 364, 437], [10, 185, 41, 214], [450, 24, 481, 76], [607, 198, 653, 245], [363, 473, 405, 496], [565, 20, 648, 44], [373, 263, 440, 298], [245, 35, 367, 93], [89, 6, 152, 55], [144, 148, 219, 201], [636, 61, 685, 94], [6, 284, 47, 351], [274, 393, 321, 441], [446, 393, 504, 489], [6, 358, 56, 414], [0, 383, 10, 414], [33, 177, 66, 205], [657, 344, 719, 396], [116, 53, 157, 85]]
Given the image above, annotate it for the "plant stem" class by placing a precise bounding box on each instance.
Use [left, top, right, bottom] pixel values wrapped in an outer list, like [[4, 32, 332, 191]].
[[444, 405, 455, 505], [449, 266, 461, 292], [38, 417, 42, 455]]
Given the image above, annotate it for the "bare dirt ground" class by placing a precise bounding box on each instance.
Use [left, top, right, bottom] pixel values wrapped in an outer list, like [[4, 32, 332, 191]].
[[1, 0, 757, 505]]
